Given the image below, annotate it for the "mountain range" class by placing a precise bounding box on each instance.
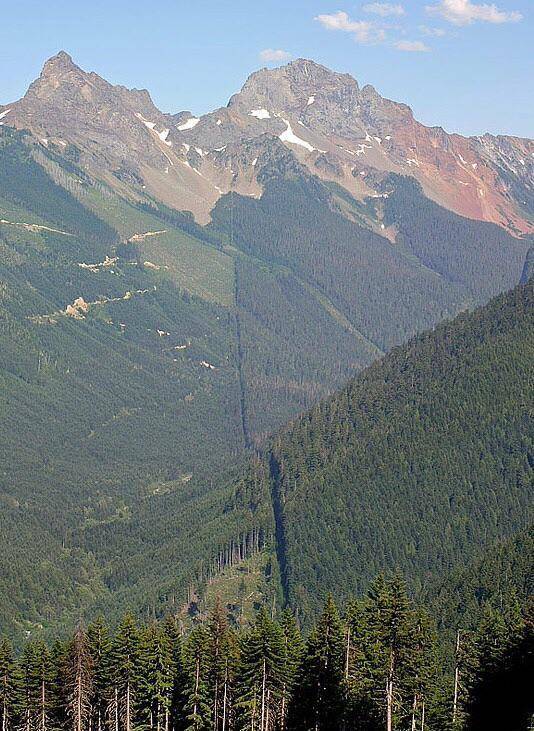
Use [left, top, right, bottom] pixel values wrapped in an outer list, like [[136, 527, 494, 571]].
[[0, 52, 532, 638], [2, 52, 533, 234]]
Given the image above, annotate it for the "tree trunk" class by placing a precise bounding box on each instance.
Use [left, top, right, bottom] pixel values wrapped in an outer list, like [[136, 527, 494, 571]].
[[386, 650, 395, 731], [452, 630, 461, 726], [41, 680, 46, 731], [265, 690, 270, 731], [193, 656, 200, 723], [126, 682, 131, 731], [260, 658, 267, 731], [114, 688, 119, 731], [345, 627, 351, 680], [77, 671, 83, 731], [421, 701, 425, 731], [221, 665, 228, 731]]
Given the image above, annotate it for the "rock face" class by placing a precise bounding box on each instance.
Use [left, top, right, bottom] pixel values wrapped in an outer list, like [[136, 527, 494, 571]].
[[1, 54, 532, 233]]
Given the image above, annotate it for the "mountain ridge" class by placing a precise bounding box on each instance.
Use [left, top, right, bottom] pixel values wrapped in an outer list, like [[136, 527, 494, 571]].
[[1, 52, 532, 233]]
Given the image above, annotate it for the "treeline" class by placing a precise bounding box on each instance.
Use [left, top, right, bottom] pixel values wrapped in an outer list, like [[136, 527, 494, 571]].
[[1, 575, 532, 731]]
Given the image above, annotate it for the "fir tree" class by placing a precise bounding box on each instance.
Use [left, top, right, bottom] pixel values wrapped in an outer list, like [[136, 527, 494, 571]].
[[110, 614, 141, 731], [161, 615, 186, 731], [139, 623, 174, 731], [87, 617, 112, 731], [17, 642, 55, 731], [0, 639, 17, 731], [288, 595, 345, 731], [236, 608, 287, 731], [182, 626, 211, 731], [279, 610, 303, 731], [206, 599, 237, 731]]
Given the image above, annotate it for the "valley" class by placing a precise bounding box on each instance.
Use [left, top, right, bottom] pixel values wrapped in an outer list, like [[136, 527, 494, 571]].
[[0, 52, 531, 662]]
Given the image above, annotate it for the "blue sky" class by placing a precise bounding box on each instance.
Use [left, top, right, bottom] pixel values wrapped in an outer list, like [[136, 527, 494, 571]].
[[0, 0, 531, 137]]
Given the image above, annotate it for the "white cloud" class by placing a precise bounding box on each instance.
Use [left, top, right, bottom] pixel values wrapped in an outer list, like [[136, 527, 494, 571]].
[[314, 11, 386, 43], [426, 0, 522, 25], [363, 2, 405, 16], [395, 40, 431, 51], [419, 24, 447, 35], [259, 48, 292, 62]]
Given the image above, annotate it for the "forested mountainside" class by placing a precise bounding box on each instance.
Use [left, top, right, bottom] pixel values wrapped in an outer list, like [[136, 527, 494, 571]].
[[40, 278, 529, 641], [0, 575, 532, 731], [261, 277, 533, 623], [0, 56, 532, 642], [427, 524, 533, 638]]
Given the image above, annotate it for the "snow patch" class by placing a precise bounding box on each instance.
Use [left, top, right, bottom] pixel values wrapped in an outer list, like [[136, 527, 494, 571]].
[[177, 117, 200, 131], [0, 109, 11, 121], [158, 128, 172, 146], [279, 119, 316, 152], [249, 109, 271, 120], [307, 95, 315, 106], [355, 143, 373, 156], [136, 113, 156, 130], [200, 360, 216, 370], [406, 158, 420, 167], [216, 118, 222, 126], [252, 157, 258, 166]]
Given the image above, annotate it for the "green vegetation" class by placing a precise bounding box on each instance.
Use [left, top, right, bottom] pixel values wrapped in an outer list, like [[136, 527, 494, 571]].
[[264, 277, 533, 622], [427, 525, 534, 639], [0, 574, 531, 731], [0, 126, 531, 651]]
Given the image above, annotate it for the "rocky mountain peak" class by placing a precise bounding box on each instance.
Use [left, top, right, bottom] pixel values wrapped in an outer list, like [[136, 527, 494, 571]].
[[41, 50, 76, 73]]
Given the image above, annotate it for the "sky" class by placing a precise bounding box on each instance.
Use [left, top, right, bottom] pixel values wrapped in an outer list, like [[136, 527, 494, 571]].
[[0, 0, 532, 138]]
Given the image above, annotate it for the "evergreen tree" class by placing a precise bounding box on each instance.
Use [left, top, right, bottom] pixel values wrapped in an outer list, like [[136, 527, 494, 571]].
[[0, 639, 17, 731], [206, 599, 237, 731], [236, 608, 287, 731], [182, 626, 211, 731], [17, 642, 55, 731], [466, 598, 534, 731], [364, 574, 415, 731], [279, 611, 303, 731], [87, 617, 112, 731], [139, 623, 174, 731], [161, 616, 186, 731], [110, 614, 141, 731], [288, 595, 345, 731]]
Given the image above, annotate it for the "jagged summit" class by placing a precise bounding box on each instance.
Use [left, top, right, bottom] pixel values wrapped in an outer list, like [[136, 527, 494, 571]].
[[1, 51, 532, 234], [42, 50, 75, 69]]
